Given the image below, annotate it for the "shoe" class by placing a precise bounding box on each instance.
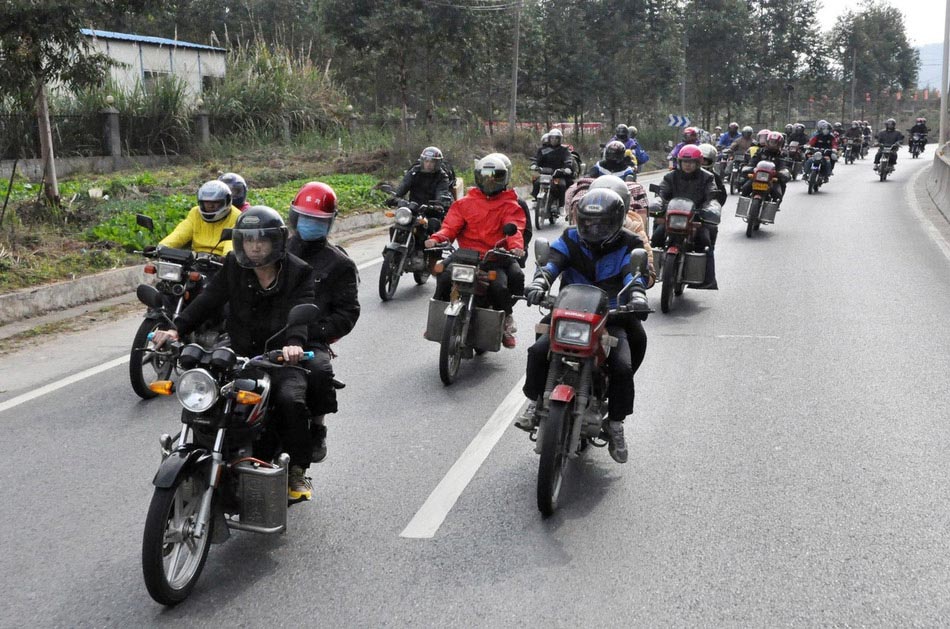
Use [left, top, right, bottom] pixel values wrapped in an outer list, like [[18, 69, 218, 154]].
[[606, 420, 628, 464], [288, 465, 313, 502], [504, 314, 518, 334], [502, 314, 517, 348], [502, 333, 517, 348], [310, 423, 327, 463], [514, 401, 538, 432], [627, 287, 651, 312]]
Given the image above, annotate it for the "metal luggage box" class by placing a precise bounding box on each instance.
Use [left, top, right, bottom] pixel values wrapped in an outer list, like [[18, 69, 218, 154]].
[[472, 307, 504, 353], [683, 252, 707, 284], [424, 298, 449, 342], [735, 195, 751, 218], [759, 200, 779, 223], [653, 248, 665, 279], [232, 461, 288, 533]]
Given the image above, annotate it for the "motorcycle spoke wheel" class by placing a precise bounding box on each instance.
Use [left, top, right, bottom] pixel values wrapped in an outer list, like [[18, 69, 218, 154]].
[[660, 254, 676, 313], [537, 399, 572, 516], [378, 253, 401, 301], [439, 313, 464, 385], [142, 469, 211, 606], [130, 318, 174, 399], [534, 199, 543, 230]]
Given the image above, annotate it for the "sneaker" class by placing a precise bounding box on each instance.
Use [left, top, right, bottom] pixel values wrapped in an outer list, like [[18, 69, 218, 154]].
[[310, 423, 327, 464], [504, 314, 518, 334], [502, 315, 517, 348], [514, 401, 538, 432], [606, 420, 628, 464], [288, 465, 313, 502]]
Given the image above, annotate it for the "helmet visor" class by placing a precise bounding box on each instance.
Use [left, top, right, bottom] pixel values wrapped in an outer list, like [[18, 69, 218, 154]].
[[232, 227, 285, 268], [476, 167, 507, 196], [577, 215, 617, 245], [199, 199, 229, 222]]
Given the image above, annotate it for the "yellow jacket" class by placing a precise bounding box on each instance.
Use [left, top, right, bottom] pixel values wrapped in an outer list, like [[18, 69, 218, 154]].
[[159, 206, 241, 256]]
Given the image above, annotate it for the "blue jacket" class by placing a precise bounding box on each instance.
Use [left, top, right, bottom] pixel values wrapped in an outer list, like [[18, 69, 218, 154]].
[[717, 131, 740, 148], [542, 228, 646, 307], [610, 136, 650, 166]]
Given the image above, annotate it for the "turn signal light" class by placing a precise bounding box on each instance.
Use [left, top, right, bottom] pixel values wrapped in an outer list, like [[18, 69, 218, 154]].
[[188, 271, 201, 282], [149, 381, 174, 395], [235, 390, 262, 405], [144, 264, 156, 274], [385, 210, 396, 218], [487, 270, 498, 281]]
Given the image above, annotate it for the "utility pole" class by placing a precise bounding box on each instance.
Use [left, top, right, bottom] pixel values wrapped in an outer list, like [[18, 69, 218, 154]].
[[850, 45, 857, 121], [508, 0, 522, 143], [941, 0, 950, 146]]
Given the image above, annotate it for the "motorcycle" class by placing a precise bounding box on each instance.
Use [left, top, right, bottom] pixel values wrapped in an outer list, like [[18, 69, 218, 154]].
[[138, 286, 321, 606], [804, 147, 833, 194], [533, 167, 570, 228], [844, 138, 861, 165], [527, 240, 650, 516], [735, 160, 781, 238], [910, 133, 926, 158], [378, 198, 444, 301], [725, 151, 749, 195], [423, 223, 520, 385], [785, 142, 804, 180], [130, 214, 225, 399], [877, 143, 900, 181]]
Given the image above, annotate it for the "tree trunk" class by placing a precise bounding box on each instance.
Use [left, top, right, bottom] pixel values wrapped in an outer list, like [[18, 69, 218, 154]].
[[35, 82, 59, 205]]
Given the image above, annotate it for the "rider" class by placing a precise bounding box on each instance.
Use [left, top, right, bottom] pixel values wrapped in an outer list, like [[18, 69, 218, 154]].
[[807, 120, 838, 179], [159, 180, 241, 256], [588, 140, 636, 177], [530, 128, 575, 202], [219, 172, 250, 211], [669, 126, 700, 168], [286, 182, 361, 464], [651, 145, 721, 290], [611, 123, 650, 169], [425, 153, 526, 348], [698, 143, 727, 207], [717, 122, 741, 149], [909, 117, 929, 149], [151, 206, 318, 502], [741, 131, 790, 202], [517, 187, 650, 464], [787, 123, 809, 146], [874, 118, 905, 171], [387, 146, 455, 209], [727, 125, 755, 155], [861, 120, 873, 148], [711, 125, 723, 144], [843, 120, 864, 153]]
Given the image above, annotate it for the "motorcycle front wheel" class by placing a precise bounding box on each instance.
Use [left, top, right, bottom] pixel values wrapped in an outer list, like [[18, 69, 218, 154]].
[[807, 170, 818, 194], [880, 167, 888, 182], [534, 194, 545, 230], [660, 254, 677, 313], [130, 318, 175, 399], [439, 311, 465, 385], [729, 174, 737, 196], [537, 398, 572, 516], [142, 468, 212, 606], [378, 251, 402, 301]]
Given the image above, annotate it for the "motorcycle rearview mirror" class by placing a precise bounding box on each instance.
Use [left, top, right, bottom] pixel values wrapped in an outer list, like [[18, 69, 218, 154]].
[[264, 303, 320, 351], [666, 140, 674, 149], [534, 238, 550, 266], [219, 228, 232, 242], [502, 222, 518, 237], [648, 183, 661, 194], [629, 248, 648, 275], [136, 284, 164, 309], [136, 214, 154, 232]]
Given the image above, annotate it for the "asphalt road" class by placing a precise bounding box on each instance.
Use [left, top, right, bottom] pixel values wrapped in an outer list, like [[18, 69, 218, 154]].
[[3, 150, 950, 627]]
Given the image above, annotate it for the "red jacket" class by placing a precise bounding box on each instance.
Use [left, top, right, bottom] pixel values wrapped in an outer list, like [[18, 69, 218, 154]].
[[430, 187, 525, 253]]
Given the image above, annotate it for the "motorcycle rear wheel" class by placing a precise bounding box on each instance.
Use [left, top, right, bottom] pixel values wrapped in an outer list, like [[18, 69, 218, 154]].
[[660, 254, 676, 313], [537, 399, 572, 516], [130, 318, 174, 399], [413, 269, 430, 285], [142, 468, 212, 606], [880, 167, 888, 182], [729, 176, 737, 196], [534, 195, 545, 230], [746, 199, 760, 238], [378, 252, 402, 301], [439, 312, 464, 385]]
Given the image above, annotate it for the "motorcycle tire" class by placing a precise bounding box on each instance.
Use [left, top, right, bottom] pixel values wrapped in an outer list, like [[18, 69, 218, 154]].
[[130, 318, 174, 399], [746, 199, 760, 238], [439, 312, 464, 385], [142, 467, 212, 606], [880, 168, 888, 182], [537, 398, 572, 516], [729, 176, 737, 196], [808, 171, 818, 194], [413, 269, 430, 285], [660, 254, 676, 313], [378, 252, 402, 301], [534, 196, 544, 230]]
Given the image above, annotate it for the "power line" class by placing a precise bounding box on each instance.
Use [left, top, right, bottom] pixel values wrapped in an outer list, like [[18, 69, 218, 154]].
[[422, 0, 522, 10]]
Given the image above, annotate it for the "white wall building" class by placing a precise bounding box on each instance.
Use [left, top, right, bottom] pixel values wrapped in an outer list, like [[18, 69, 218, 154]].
[[80, 29, 226, 101]]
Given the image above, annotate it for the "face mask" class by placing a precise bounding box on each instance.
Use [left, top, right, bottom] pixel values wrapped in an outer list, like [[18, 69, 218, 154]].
[[297, 216, 329, 241]]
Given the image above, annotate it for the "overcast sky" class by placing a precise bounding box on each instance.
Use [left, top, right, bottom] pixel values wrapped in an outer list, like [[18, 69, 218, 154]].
[[817, 0, 946, 46]]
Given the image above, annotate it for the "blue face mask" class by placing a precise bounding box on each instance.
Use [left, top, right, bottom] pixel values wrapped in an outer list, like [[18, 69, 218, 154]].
[[296, 216, 330, 241]]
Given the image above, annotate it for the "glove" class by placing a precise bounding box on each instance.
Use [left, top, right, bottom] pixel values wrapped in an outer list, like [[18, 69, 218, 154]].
[[524, 277, 549, 306], [385, 196, 399, 208]]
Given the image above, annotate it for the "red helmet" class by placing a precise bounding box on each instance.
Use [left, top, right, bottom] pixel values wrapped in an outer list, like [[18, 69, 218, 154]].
[[290, 181, 338, 240], [678, 144, 703, 165], [683, 126, 698, 142], [766, 131, 784, 149]]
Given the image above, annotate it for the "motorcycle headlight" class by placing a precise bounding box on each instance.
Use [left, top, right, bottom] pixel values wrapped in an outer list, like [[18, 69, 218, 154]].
[[555, 320, 591, 346], [395, 207, 414, 226], [667, 213, 689, 231], [451, 264, 477, 283], [157, 261, 183, 281], [176, 368, 218, 413]]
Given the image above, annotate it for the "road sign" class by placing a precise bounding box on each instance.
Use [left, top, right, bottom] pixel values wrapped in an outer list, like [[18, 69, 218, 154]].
[[667, 114, 691, 127]]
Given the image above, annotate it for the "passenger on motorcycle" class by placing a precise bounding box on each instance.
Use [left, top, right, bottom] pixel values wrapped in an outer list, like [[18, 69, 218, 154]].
[[425, 153, 526, 348], [807, 121, 838, 178], [717, 122, 742, 149], [909, 117, 929, 148], [787, 123, 809, 146], [726, 125, 755, 155], [387, 146, 455, 209], [152, 206, 318, 502], [588, 140, 637, 178], [698, 143, 727, 207], [517, 188, 649, 464], [219, 172, 250, 211], [530, 128, 575, 201], [741, 132, 790, 202], [874, 118, 905, 170], [668, 126, 700, 167], [159, 180, 241, 256], [287, 182, 361, 464], [651, 145, 721, 290], [611, 124, 650, 168]]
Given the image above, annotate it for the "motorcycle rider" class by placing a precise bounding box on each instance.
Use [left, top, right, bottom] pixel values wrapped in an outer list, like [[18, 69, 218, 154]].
[[717, 122, 742, 149], [874, 118, 905, 171], [151, 206, 318, 502], [909, 117, 929, 150], [159, 180, 241, 256], [740, 131, 790, 202], [807, 120, 838, 179], [843, 121, 864, 157], [711, 125, 723, 144], [387, 146, 455, 209], [727, 125, 755, 155], [611, 124, 650, 168], [530, 128, 575, 203], [651, 145, 721, 290], [517, 187, 650, 464], [425, 153, 526, 348], [787, 123, 809, 146], [588, 140, 636, 177], [668, 126, 700, 167], [698, 143, 727, 207], [286, 182, 361, 464], [219, 172, 250, 211]]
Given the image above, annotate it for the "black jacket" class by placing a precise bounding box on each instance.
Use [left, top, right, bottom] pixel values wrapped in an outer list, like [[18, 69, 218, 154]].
[[394, 164, 454, 207], [658, 168, 721, 223], [534, 145, 575, 172], [175, 253, 315, 356], [787, 131, 809, 146], [287, 236, 361, 345], [877, 129, 905, 146], [909, 124, 929, 135]]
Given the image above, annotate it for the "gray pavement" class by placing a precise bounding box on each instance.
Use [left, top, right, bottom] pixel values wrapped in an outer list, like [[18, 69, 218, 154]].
[[2, 149, 950, 626]]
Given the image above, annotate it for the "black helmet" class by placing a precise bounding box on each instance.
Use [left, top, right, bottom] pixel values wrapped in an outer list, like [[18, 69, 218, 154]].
[[603, 140, 626, 163], [588, 175, 631, 212], [784, 124, 793, 134], [885, 118, 896, 130], [614, 124, 629, 141], [474, 153, 510, 197], [576, 188, 626, 250], [218, 172, 247, 208], [232, 206, 288, 269], [419, 146, 443, 173], [197, 180, 232, 223]]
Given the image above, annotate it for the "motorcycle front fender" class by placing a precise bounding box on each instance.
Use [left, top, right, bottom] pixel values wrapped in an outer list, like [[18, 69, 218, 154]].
[[444, 301, 465, 317], [152, 446, 212, 489]]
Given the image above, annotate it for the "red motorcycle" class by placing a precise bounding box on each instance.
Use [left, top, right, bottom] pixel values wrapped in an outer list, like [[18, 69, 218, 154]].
[[736, 160, 781, 238], [648, 186, 711, 313], [529, 242, 650, 516]]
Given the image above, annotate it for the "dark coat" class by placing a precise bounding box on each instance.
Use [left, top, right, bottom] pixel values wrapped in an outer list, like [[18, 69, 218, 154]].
[[393, 164, 454, 207], [287, 236, 361, 345]]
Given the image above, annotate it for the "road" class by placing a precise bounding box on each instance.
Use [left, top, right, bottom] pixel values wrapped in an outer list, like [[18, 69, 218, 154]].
[[2, 150, 950, 627]]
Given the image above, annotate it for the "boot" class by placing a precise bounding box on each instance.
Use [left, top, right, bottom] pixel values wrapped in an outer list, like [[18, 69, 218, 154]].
[[310, 415, 327, 463], [626, 285, 651, 312], [694, 250, 718, 290]]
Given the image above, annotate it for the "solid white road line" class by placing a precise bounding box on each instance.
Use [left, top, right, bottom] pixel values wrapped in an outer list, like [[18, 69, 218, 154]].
[[357, 256, 384, 271], [0, 354, 129, 415], [401, 375, 527, 539]]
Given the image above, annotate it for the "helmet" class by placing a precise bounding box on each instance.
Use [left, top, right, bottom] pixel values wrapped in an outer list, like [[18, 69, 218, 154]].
[[833, 122, 843, 131], [756, 129, 771, 145], [728, 122, 739, 133], [766, 131, 784, 150], [589, 175, 631, 212], [917, 117, 926, 124], [817, 119, 829, 129], [575, 188, 626, 250], [784, 124, 793, 134], [628, 125, 638, 138], [698, 143, 718, 166], [885, 118, 896, 130], [603, 140, 626, 163], [232, 206, 288, 269], [547, 128, 563, 146], [851, 120, 859, 128], [474, 153, 511, 197], [614, 124, 629, 140], [741, 125, 753, 137], [677, 144, 703, 168], [196, 180, 232, 223], [541, 133, 550, 146], [683, 126, 698, 142], [714, 126, 722, 133], [289, 181, 338, 241], [218, 173, 247, 208], [794, 123, 805, 133], [419, 146, 443, 173]]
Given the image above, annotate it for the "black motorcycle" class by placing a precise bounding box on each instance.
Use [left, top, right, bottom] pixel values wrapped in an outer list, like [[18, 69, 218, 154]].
[[378, 199, 444, 301], [533, 166, 570, 228], [910, 133, 926, 159], [804, 147, 833, 194], [877, 143, 900, 181]]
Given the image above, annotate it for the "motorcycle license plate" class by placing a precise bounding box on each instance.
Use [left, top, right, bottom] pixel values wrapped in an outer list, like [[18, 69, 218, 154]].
[[752, 182, 769, 191], [539, 175, 552, 184]]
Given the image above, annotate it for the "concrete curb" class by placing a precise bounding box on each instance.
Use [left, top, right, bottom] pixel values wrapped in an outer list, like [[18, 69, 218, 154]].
[[924, 143, 950, 224]]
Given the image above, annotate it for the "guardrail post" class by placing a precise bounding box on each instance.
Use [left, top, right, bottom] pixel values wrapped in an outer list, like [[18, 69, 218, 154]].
[[195, 110, 210, 146], [100, 105, 121, 157]]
